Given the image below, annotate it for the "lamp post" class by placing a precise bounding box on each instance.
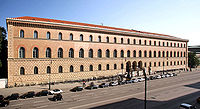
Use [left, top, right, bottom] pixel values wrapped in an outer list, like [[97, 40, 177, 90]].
[[163, 57, 164, 75], [142, 68, 147, 109], [48, 60, 52, 90]]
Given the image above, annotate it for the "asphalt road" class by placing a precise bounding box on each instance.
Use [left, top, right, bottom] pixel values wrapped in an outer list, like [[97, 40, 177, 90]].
[[3, 71, 200, 109]]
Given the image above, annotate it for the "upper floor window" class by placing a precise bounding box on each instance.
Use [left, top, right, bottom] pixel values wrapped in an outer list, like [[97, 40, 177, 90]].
[[69, 48, 74, 58], [163, 42, 165, 46], [178, 43, 179, 47], [70, 33, 73, 40], [171, 43, 172, 47], [58, 32, 62, 40], [47, 32, 50, 39], [58, 48, 63, 58], [127, 50, 130, 57], [113, 49, 117, 58], [127, 39, 130, 44], [149, 51, 152, 57], [133, 39, 136, 44], [46, 48, 51, 58], [88, 49, 93, 58], [34, 66, 38, 74], [106, 37, 109, 43], [133, 50, 136, 57], [34, 31, 38, 39], [106, 64, 109, 70], [114, 37, 117, 43], [121, 38, 123, 44], [159, 41, 161, 46], [121, 63, 124, 69], [79, 48, 84, 58], [139, 50, 142, 57], [98, 36, 101, 42], [59, 66, 63, 73], [47, 66, 51, 74], [19, 47, 25, 58], [114, 64, 117, 69], [89, 65, 93, 71], [170, 51, 173, 57], [20, 30, 24, 38], [154, 51, 156, 57], [106, 49, 110, 58], [174, 43, 176, 47], [167, 42, 169, 47], [181, 44, 183, 48], [139, 40, 141, 45], [162, 51, 165, 57], [98, 64, 101, 70], [80, 34, 83, 41], [174, 51, 176, 57], [70, 65, 74, 72], [89, 35, 93, 42], [20, 67, 25, 75], [154, 41, 156, 46], [149, 40, 152, 45], [120, 50, 124, 57], [144, 51, 147, 57], [33, 47, 39, 58], [98, 49, 102, 58], [144, 40, 147, 45], [158, 51, 161, 57], [166, 51, 169, 57], [80, 65, 84, 72]]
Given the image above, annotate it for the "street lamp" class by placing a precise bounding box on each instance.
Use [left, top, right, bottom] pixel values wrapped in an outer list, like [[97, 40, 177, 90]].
[[49, 60, 52, 90], [142, 67, 147, 109]]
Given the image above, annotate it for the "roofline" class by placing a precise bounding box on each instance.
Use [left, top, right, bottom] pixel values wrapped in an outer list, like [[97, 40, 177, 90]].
[[6, 17, 189, 42]]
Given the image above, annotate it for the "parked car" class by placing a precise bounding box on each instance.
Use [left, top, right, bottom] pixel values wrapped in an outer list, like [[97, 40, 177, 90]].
[[155, 75, 161, 79], [118, 81, 126, 85], [197, 97, 200, 104], [49, 89, 63, 95], [35, 90, 49, 97], [161, 75, 166, 78], [20, 91, 35, 99], [172, 73, 177, 76], [165, 74, 170, 78], [85, 85, 98, 90], [149, 76, 155, 80], [5, 93, 19, 100], [0, 95, 9, 107], [179, 103, 196, 109], [132, 79, 138, 83], [70, 86, 83, 92], [52, 93, 63, 101], [99, 83, 109, 88], [137, 78, 145, 82], [125, 80, 133, 84], [109, 81, 118, 86]]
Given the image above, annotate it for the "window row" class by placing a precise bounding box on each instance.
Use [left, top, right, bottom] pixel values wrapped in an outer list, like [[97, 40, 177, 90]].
[[19, 29, 186, 48], [19, 47, 186, 58]]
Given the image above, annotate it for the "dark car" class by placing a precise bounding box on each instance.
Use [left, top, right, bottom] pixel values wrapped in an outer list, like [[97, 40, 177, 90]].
[[197, 97, 200, 104], [52, 93, 63, 101], [20, 91, 35, 99], [85, 85, 98, 90], [70, 86, 83, 92], [5, 93, 19, 100], [125, 80, 133, 84], [149, 76, 155, 80], [0, 95, 9, 107], [99, 83, 109, 88], [36, 90, 49, 97], [172, 73, 177, 76]]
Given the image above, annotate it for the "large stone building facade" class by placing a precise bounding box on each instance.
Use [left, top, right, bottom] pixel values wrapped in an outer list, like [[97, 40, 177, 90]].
[[6, 16, 188, 86]]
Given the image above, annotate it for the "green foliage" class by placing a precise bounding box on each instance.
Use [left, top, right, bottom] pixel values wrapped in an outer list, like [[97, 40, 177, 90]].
[[188, 52, 200, 68]]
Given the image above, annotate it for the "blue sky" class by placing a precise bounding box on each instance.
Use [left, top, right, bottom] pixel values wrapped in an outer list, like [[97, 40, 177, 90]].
[[0, 0, 199, 46]]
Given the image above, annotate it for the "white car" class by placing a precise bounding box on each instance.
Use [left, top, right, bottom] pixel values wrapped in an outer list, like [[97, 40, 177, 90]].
[[137, 78, 145, 82], [165, 74, 170, 78], [155, 75, 161, 79], [132, 79, 138, 83], [49, 89, 63, 94]]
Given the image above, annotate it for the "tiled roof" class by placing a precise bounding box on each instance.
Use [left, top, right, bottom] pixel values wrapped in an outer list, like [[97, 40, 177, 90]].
[[8, 16, 188, 41]]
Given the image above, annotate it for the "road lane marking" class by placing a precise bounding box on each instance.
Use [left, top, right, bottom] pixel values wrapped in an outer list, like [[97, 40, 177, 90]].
[[34, 100, 45, 103], [10, 103, 23, 107]]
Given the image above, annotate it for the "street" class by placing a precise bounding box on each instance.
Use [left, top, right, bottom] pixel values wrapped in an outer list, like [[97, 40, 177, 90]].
[[2, 70, 200, 109]]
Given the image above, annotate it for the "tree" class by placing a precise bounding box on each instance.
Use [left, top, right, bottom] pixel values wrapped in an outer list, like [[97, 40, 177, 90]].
[[0, 26, 8, 78], [188, 52, 200, 68]]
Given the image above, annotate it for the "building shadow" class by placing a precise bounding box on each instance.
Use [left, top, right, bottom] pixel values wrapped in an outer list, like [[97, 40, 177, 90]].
[[91, 91, 200, 109], [184, 82, 200, 89]]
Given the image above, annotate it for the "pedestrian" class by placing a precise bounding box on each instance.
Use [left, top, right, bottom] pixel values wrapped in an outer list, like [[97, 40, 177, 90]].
[[83, 80, 86, 87]]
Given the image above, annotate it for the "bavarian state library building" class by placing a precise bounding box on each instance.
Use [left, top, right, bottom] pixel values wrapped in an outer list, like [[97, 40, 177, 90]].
[[6, 16, 188, 86]]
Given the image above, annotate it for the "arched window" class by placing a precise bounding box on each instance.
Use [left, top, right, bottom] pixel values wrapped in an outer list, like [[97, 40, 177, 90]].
[[19, 47, 25, 58], [170, 43, 172, 47], [79, 48, 84, 58], [178, 43, 179, 47], [113, 49, 117, 58], [163, 42, 165, 46], [98, 36, 101, 42], [167, 42, 169, 47], [46, 48, 51, 58], [177, 52, 179, 57], [34, 31, 38, 39], [20, 67, 25, 75], [184, 52, 186, 57], [106, 37, 109, 43], [167, 61, 169, 66], [59, 66, 63, 73], [69, 48, 74, 58], [159, 41, 161, 46], [181, 52, 183, 57], [89, 65, 93, 71], [174, 61, 176, 65], [80, 65, 84, 72], [149, 40, 152, 45], [133, 39, 136, 44], [114, 37, 117, 43], [144, 51, 147, 57], [144, 40, 147, 45], [127, 39, 130, 44], [167, 51, 169, 57], [80, 34, 83, 41], [121, 38, 123, 44], [174, 51, 176, 57], [58, 48, 63, 58], [139, 40, 141, 45], [33, 47, 39, 58], [58, 32, 62, 40], [154, 62, 156, 67], [114, 64, 117, 69], [174, 43, 176, 47], [127, 50, 130, 57], [181, 44, 183, 48], [159, 62, 161, 66], [170, 51, 172, 57], [144, 62, 147, 67], [139, 50, 142, 57], [106, 64, 109, 70], [158, 51, 161, 57], [47, 66, 51, 74], [47, 32, 50, 39], [154, 41, 156, 46], [177, 61, 179, 65], [149, 62, 152, 67], [120, 50, 124, 57], [121, 63, 124, 69], [154, 51, 156, 57], [170, 61, 172, 66], [133, 50, 136, 57], [89, 35, 93, 42], [149, 51, 152, 57], [106, 49, 110, 58], [98, 64, 101, 70], [70, 33, 73, 40], [34, 66, 38, 74], [89, 49, 93, 58], [98, 49, 102, 58], [20, 30, 24, 38], [70, 65, 74, 72], [162, 51, 165, 57]]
